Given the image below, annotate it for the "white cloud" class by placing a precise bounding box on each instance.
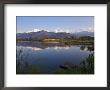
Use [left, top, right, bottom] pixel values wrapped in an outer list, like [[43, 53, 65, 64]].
[[64, 29, 69, 33], [33, 29, 41, 32], [54, 28, 63, 33], [26, 29, 37, 33], [27, 28, 48, 33], [79, 27, 94, 32], [54, 28, 71, 33]]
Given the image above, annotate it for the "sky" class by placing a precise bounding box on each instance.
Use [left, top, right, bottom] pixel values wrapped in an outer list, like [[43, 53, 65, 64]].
[[16, 16, 94, 33]]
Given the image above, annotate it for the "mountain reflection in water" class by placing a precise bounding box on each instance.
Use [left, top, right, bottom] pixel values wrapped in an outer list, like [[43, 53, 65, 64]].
[[16, 41, 94, 74]]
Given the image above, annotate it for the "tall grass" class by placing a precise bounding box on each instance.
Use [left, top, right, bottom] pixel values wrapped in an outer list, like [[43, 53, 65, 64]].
[[16, 49, 40, 74], [55, 53, 94, 74]]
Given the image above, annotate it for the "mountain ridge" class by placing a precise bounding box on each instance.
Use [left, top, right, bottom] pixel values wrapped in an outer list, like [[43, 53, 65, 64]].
[[17, 30, 94, 40]]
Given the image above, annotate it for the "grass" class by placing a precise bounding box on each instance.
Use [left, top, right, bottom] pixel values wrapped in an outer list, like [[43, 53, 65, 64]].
[[55, 54, 94, 74], [17, 61, 41, 74], [17, 37, 94, 45], [42, 38, 60, 42], [16, 49, 41, 74]]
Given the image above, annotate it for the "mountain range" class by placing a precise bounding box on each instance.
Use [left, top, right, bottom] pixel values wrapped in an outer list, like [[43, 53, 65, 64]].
[[17, 30, 94, 40]]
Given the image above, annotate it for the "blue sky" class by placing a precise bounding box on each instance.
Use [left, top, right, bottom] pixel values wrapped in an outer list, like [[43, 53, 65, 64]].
[[16, 16, 94, 33]]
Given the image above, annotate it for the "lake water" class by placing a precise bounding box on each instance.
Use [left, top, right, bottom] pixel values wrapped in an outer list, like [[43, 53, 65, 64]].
[[16, 41, 93, 74]]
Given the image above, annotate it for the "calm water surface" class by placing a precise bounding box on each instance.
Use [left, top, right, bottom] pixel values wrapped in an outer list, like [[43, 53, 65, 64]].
[[16, 41, 93, 74]]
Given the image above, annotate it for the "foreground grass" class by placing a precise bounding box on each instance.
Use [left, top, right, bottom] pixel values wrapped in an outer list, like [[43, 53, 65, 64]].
[[55, 54, 94, 74], [17, 61, 41, 74], [16, 49, 41, 74]]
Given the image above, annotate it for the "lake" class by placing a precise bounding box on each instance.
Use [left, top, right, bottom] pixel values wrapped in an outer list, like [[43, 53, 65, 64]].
[[16, 41, 94, 74]]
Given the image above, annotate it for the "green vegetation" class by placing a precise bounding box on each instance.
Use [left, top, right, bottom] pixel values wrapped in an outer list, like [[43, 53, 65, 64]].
[[17, 60, 41, 74], [17, 36, 94, 45], [61, 36, 94, 45], [16, 49, 41, 74], [55, 54, 94, 74]]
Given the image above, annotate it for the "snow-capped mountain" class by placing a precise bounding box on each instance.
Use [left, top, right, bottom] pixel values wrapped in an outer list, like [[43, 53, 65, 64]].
[[17, 30, 94, 40]]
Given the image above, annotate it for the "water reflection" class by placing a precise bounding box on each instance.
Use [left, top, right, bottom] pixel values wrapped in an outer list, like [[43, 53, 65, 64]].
[[16, 41, 94, 74], [80, 45, 94, 52], [25, 46, 42, 51], [17, 41, 94, 51], [17, 41, 68, 49]]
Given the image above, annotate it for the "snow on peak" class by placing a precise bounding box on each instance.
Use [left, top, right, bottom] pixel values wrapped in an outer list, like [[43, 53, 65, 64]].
[[27, 29, 49, 33]]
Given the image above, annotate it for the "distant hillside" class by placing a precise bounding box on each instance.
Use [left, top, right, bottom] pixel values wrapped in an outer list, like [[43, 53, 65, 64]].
[[17, 30, 94, 40], [74, 31, 94, 37]]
